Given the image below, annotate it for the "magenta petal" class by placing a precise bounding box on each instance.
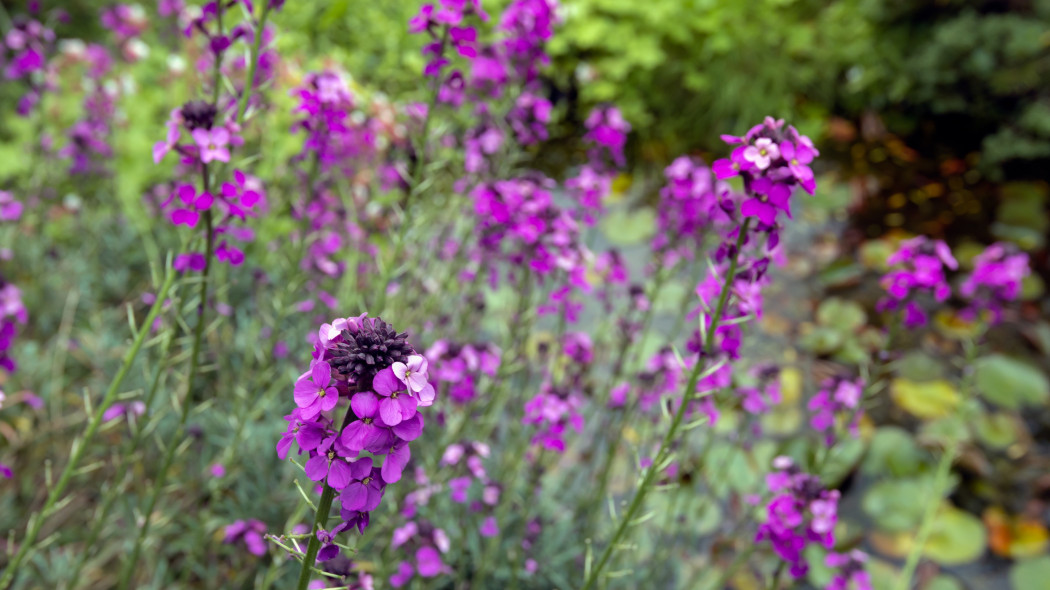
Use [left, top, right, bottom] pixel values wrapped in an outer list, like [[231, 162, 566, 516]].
[[276, 436, 293, 460], [416, 383, 436, 406], [348, 456, 373, 480], [350, 392, 378, 417], [293, 372, 317, 407], [341, 482, 368, 511], [382, 445, 411, 483], [170, 209, 199, 228], [311, 362, 332, 387], [373, 367, 402, 396], [397, 394, 418, 420], [304, 455, 329, 481], [379, 397, 403, 425], [320, 389, 339, 412], [392, 414, 423, 441], [327, 460, 352, 489], [340, 421, 365, 450], [317, 543, 339, 562]]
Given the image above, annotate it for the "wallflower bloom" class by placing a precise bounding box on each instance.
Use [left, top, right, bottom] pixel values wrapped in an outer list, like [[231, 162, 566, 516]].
[[877, 236, 957, 327], [712, 117, 819, 231], [192, 127, 231, 163], [224, 519, 267, 556], [278, 315, 435, 562], [959, 242, 1030, 323], [756, 457, 842, 578]]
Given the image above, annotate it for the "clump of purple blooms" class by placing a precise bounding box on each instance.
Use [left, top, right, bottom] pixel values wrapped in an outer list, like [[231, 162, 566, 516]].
[[756, 456, 845, 579], [2, 14, 56, 115], [389, 519, 452, 587], [960, 242, 1030, 323], [877, 236, 958, 327], [224, 519, 268, 556], [0, 275, 28, 374], [713, 116, 819, 230], [425, 340, 501, 404], [808, 376, 865, 446], [277, 314, 434, 561]]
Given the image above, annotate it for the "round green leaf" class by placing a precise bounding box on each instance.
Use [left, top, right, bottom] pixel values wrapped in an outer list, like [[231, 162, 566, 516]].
[[816, 297, 867, 331], [975, 355, 1050, 409], [891, 378, 960, 419], [975, 412, 1018, 449], [863, 427, 924, 478], [1011, 556, 1050, 590], [599, 207, 656, 246], [924, 507, 987, 565], [862, 479, 928, 532]]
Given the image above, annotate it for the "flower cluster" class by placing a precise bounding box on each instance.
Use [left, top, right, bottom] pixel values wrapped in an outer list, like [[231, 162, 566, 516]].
[[409, 0, 488, 78], [567, 106, 630, 224], [424, 340, 501, 404], [470, 176, 591, 287], [59, 43, 116, 175], [756, 457, 842, 578], [0, 192, 23, 222], [390, 519, 452, 587], [522, 381, 585, 452], [100, 4, 149, 59], [825, 550, 873, 590], [441, 441, 500, 522], [739, 364, 781, 416], [2, 15, 55, 115], [0, 276, 28, 374], [652, 156, 734, 260], [713, 116, 818, 229], [277, 315, 435, 560], [808, 376, 864, 446], [959, 242, 1030, 323], [223, 519, 267, 556], [877, 236, 957, 327]]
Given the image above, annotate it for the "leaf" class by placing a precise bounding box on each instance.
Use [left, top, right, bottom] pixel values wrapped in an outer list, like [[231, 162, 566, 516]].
[[924, 506, 987, 565], [974, 355, 1050, 409], [1011, 557, 1050, 590], [891, 378, 960, 419], [598, 207, 656, 246], [975, 412, 1018, 449], [925, 575, 964, 590], [815, 297, 866, 331], [862, 427, 924, 477], [862, 479, 929, 532]]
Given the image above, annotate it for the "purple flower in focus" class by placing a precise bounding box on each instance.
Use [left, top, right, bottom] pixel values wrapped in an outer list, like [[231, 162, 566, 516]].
[[192, 127, 231, 163]]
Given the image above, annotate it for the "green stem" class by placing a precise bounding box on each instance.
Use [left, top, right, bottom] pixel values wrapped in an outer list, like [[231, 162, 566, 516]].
[[116, 210, 215, 590], [295, 404, 358, 590], [64, 331, 176, 589], [894, 445, 955, 590], [296, 485, 338, 590], [580, 219, 751, 590], [373, 52, 442, 315], [235, 2, 272, 124], [0, 265, 176, 590]]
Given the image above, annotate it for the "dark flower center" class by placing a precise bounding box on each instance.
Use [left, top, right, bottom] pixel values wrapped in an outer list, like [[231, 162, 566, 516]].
[[180, 100, 217, 131], [328, 317, 414, 381]]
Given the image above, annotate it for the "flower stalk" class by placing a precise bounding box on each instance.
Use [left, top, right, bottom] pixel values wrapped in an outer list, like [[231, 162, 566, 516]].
[[580, 218, 751, 590]]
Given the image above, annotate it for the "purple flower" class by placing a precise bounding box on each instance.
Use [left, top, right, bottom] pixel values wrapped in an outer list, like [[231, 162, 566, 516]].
[[0, 192, 24, 221], [373, 367, 418, 426], [743, 137, 779, 170], [304, 434, 353, 490], [293, 361, 339, 420], [224, 519, 267, 556], [340, 459, 386, 512], [192, 127, 231, 163]]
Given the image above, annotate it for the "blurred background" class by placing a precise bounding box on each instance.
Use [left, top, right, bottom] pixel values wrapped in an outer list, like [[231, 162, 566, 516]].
[[1, 0, 1049, 588]]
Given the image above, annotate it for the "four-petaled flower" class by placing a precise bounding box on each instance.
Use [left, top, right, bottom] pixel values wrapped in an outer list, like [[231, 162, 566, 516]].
[[294, 361, 339, 420], [192, 127, 231, 163]]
